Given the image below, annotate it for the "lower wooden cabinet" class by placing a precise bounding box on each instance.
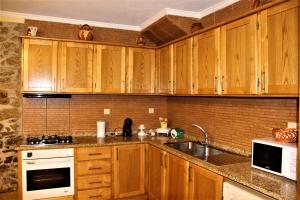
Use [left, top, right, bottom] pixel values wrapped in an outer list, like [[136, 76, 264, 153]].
[[76, 147, 112, 200], [148, 145, 166, 200], [113, 144, 146, 199], [165, 153, 189, 200], [148, 144, 223, 200], [189, 163, 223, 200]]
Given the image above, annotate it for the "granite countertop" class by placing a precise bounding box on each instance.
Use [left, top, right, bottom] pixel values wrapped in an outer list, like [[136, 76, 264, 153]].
[[16, 135, 296, 200]]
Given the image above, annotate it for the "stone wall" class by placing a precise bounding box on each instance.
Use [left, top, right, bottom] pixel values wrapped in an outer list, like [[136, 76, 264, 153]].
[[0, 22, 23, 192]]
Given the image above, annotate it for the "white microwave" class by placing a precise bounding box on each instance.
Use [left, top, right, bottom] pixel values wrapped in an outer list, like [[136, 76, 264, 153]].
[[251, 138, 297, 181]]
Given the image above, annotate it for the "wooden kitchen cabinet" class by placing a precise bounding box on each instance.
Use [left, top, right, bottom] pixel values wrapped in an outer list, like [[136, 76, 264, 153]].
[[173, 38, 193, 94], [93, 45, 126, 93], [22, 39, 58, 92], [155, 45, 173, 94], [165, 153, 189, 200], [113, 144, 146, 199], [220, 14, 258, 95], [260, 0, 299, 95], [188, 163, 223, 200], [193, 28, 221, 95], [128, 48, 155, 93], [148, 145, 167, 200], [60, 42, 93, 93], [76, 146, 112, 200]]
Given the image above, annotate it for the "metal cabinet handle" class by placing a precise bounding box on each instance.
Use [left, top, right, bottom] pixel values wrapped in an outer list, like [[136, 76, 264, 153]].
[[88, 167, 102, 170], [89, 181, 102, 185], [160, 153, 163, 166], [221, 75, 225, 92], [261, 72, 266, 92], [88, 153, 102, 156], [53, 77, 56, 91], [168, 80, 171, 93], [116, 148, 119, 160], [164, 154, 167, 169], [26, 161, 35, 164], [189, 166, 192, 182], [89, 194, 102, 198], [214, 76, 218, 93]]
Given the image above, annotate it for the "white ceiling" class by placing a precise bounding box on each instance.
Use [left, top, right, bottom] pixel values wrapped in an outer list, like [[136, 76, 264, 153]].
[[0, 0, 238, 31]]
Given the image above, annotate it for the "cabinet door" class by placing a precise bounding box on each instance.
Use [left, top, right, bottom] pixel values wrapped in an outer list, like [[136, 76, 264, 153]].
[[93, 45, 126, 93], [260, 0, 299, 95], [173, 38, 192, 94], [22, 39, 58, 92], [165, 153, 189, 200], [189, 163, 223, 200], [221, 14, 258, 95], [60, 42, 93, 93], [148, 145, 165, 200], [113, 144, 145, 199], [128, 48, 155, 93], [156, 45, 173, 94], [193, 28, 221, 94]]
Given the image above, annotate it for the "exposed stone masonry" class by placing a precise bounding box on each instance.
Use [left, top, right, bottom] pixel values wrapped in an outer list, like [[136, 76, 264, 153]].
[[0, 22, 23, 192]]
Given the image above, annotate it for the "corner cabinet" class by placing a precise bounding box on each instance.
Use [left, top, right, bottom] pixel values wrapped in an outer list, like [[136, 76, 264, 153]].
[[173, 38, 193, 94], [220, 14, 258, 95], [193, 28, 221, 95], [113, 144, 146, 199], [22, 39, 58, 92], [93, 45, 126, 93], [60, 42, 94, 93], [260, 0, 299, 95], [128, 48, 155, 93]]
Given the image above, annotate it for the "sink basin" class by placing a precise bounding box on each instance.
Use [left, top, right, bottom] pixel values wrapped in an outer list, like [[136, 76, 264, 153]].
[[164, 141, 250, 166]]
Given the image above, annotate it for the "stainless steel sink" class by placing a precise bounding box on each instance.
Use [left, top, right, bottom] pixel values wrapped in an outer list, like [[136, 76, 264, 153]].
[[164, 141, 250, 166]]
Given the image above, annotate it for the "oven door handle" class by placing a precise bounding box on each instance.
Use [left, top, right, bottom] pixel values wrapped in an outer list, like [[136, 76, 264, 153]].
[[25, 161, 36, 164]]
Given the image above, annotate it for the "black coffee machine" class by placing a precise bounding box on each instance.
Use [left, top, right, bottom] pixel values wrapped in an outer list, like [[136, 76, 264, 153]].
[[122, 118, 133, 137]]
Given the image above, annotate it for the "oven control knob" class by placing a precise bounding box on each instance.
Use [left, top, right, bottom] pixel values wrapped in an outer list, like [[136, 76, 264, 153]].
[[27, 152, 32, 158]]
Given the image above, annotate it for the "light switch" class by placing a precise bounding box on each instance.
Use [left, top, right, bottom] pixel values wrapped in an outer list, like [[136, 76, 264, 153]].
[[149, 108, 154, 114], [104, 109, 110, 115], [288, 122, 297, 128]]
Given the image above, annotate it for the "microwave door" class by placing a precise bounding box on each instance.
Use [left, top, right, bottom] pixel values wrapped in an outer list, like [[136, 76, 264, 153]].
[[252, 143, 282, 174]]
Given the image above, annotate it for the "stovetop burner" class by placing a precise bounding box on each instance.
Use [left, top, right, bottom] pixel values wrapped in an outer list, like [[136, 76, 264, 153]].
[[27, 135, 73, 145]]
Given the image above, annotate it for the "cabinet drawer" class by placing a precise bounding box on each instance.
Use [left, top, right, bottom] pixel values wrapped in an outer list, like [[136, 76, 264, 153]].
[[78, 174, 111, 190], [77, 188, 111, 200], [77, 159, 111, 175], [77, 147, 111, 161]]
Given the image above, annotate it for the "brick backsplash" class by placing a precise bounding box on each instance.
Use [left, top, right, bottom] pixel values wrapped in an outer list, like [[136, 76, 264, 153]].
[[21, 95, 298, 151], [167, 97, 298, 151], [22, 95, 168, 135]]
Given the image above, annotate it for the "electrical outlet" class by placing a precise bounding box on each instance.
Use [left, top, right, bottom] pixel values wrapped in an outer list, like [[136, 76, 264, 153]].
[[288, 122, 297, 128], [104, 109, 110, 115], [149, 108, 154, 114]]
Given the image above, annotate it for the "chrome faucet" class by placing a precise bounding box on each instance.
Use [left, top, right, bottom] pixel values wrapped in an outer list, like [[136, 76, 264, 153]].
[[192, 124, 209, 145]]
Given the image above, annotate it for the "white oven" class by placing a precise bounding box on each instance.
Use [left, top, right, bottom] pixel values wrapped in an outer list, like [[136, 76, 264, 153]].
[[22, 148, 74, 200]]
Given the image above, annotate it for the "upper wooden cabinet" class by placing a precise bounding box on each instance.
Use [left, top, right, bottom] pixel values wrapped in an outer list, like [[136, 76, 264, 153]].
[[22, 39, 58, 92], [193, 28, 221, 95], [189, 163, 223, 200], [260, 0, 299, 95], [156, 45, 173, 94], [113, 144, 145, 199], [128, 48, 155, 93], [60, 42, 93, 93], [221, 14, 258, 95], [93, 45, 126, 93], [173, 38, 193, 94]]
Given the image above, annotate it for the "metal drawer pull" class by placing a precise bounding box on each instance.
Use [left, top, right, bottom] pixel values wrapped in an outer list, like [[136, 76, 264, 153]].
[[89, 194, 102, 198], [88, 167, 102, 170], [88, 153, 103, 156], [89, 181, 102, 184]]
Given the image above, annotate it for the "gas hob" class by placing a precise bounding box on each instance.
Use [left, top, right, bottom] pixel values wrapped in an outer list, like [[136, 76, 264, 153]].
[[25, 135, 73, 145]]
